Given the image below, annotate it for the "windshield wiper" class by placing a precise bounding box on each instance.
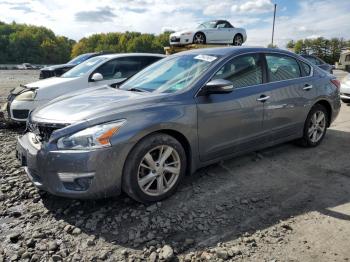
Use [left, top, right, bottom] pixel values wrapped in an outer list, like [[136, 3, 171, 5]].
[[127, 87, 149, 92]]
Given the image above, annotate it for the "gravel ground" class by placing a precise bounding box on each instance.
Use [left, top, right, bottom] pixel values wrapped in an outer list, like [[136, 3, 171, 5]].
[[0, 70, 350, 262]]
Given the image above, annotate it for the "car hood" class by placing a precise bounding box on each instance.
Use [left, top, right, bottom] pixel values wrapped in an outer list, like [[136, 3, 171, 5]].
[[41, 64, 75, 71], [32, 86, 165, 123], [25, 77, 78, 89]]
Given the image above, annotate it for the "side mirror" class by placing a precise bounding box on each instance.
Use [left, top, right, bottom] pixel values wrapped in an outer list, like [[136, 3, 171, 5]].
[[199, 79, 234, 96], [91, 73, 103, 82]]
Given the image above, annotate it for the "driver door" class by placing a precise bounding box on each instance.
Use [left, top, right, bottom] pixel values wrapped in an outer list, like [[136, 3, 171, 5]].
[[196, 53, 267, 162], [215, 21, 232, 43]]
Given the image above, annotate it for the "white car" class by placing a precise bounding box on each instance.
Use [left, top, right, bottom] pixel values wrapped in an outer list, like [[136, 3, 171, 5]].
[[7, 53, 165, 122], [340, 74, 350, 103], [169, 20, 247, 46]]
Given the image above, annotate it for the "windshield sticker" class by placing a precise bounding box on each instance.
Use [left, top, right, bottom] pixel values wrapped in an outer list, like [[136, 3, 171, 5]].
[[194, 55, 217, 62]]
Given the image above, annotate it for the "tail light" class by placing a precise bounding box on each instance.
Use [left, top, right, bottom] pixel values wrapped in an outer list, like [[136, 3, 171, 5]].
[[331, 79, 341, 89]]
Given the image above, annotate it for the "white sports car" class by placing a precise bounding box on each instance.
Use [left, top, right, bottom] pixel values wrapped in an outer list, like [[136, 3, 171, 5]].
[[169, 20, 247, 46]]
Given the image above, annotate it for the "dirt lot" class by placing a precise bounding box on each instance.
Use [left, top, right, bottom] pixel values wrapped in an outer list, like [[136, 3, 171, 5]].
[[0, 70, 350, 262], [0, 70, 39, 100]]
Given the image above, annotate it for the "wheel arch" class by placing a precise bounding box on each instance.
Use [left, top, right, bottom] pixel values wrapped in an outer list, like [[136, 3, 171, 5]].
[[313, 99, 332, 127], [157, 129, 192, 175], [125, 128, 194, 176]]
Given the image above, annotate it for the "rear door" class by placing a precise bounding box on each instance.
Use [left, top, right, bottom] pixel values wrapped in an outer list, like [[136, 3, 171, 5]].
[[261, 53, 317, 139], [196, 53, 267, 161]]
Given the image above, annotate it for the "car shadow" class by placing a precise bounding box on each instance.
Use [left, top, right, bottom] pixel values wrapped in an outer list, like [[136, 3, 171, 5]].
[[41, 128, 350, 254]]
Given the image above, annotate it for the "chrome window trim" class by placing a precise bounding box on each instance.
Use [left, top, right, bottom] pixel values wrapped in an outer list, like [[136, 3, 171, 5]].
[[195, 50, 315, 97]]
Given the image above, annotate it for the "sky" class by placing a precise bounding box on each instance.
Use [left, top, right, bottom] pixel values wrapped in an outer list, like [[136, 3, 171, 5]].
[[0, 0, 349, 47]]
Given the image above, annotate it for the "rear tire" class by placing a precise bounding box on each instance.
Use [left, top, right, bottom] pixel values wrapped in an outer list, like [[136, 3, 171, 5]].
[[233, 34, 243, 46], [296, 104, 329, 147], [122, 133, 187, 203]]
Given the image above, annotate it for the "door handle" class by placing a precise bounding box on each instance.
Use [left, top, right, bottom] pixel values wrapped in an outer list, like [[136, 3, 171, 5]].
[[303, 84, 313, 91], [257, 95, 270, 102]]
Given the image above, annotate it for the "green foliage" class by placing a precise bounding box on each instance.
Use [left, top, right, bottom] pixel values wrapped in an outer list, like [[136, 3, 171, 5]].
[[71, 31, 171, 57], [286, 37, 350, 64], [0, 21, 75, 64], [267, 43, 278, 48]]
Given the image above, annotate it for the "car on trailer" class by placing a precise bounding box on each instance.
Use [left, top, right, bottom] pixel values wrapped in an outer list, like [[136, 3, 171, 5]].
[[169, 20, 246, 46]]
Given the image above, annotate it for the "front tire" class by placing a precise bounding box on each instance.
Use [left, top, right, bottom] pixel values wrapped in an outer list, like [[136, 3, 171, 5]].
[[122, 133, 187, 203], [193, 32, 206, 45], [297, 104, 329, 147]]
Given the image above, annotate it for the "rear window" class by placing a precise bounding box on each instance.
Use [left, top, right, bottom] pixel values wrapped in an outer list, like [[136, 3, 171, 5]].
[[266, 54, 301, 82]]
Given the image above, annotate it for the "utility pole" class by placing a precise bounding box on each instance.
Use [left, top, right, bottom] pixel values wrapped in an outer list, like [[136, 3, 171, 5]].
[[271, 3, 277, 46]]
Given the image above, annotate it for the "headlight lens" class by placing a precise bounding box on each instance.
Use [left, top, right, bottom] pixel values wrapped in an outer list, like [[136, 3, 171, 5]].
[[181, 32, 192, 36], [57, 120, 126, 150], [15, 90, 36, 101]]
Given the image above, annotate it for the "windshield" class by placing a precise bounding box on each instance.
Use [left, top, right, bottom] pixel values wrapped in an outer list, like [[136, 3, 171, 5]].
[[61, 57, 107, 78], [120, 54, 219, 93], [68, 54, 94, 65], [197, 21, 216, 29]]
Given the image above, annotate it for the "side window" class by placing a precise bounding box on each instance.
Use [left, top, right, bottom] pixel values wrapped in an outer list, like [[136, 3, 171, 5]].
[[301, 61, 311, 76], [140, 56, 162, 68], [94, 57, 142, 80], [345, 55, 350, 62], [216, 22, 226, 28], [315, 58, 324, 65], [266, 54, 301, 82], [224, 22, 233, 28], [213, 54, 263, 88]]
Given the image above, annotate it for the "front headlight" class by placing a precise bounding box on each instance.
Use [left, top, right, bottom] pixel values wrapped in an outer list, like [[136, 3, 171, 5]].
[[181, 32, 192, 36], [15, 90, 36, 101], [57, 120, 126, 150]]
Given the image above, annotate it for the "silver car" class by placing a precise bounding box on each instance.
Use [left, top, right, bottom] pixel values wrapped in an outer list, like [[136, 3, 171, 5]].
[[340, 74, 350, 103], [16, 47, 341, 203]]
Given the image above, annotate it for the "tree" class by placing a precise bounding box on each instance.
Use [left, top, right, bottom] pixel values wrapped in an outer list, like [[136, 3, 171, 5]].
[[71, 31, 172, 57], [0, 20, 75, 64], [290, 37, 350, 64]]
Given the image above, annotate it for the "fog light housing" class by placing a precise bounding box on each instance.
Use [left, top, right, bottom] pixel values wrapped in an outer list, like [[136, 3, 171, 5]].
[[58, 172, 94, 191]]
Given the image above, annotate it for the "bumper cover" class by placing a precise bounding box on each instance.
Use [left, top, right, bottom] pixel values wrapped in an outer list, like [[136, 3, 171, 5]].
[[169, 35, 193, 45], [16, 132, 124, 199]]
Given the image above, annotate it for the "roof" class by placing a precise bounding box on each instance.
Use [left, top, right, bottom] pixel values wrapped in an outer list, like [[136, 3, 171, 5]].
[[175, 46, 297, 57], [98, 53, 166, 59]]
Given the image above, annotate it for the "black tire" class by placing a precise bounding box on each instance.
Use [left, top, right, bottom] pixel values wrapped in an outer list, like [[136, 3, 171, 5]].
[[193, 32, 206, 45], [233, 34, 243, 46], [122, 133, 187, 203], [296, 104, 329, 147]]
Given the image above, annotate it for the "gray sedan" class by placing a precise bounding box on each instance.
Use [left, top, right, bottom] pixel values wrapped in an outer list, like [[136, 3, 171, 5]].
[[17, 47, 341, 202]]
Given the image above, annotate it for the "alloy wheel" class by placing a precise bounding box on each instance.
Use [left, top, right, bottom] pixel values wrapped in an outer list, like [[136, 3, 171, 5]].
[[193, 33, 205, 44], [137, 145, 181, 197], [234, 35, 243, 46], [308, 110, 326, 143]]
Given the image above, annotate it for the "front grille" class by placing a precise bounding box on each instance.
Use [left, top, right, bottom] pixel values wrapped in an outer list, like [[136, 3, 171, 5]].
[[12, 109, 29, 119], [39, 70, 56, 79], [170, 37, 180, 42]]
